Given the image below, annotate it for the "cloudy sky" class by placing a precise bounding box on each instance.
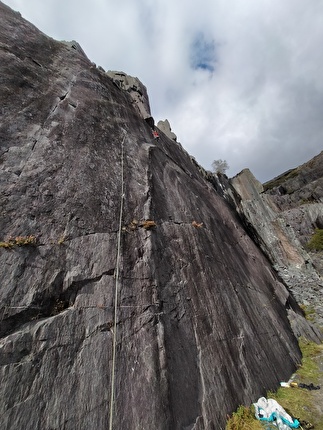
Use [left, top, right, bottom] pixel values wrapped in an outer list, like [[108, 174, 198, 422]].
[[3, 0, 323, 182]]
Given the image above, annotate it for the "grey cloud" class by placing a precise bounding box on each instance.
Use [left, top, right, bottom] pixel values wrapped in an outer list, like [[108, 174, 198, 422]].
[[3, 0, 323, 183]]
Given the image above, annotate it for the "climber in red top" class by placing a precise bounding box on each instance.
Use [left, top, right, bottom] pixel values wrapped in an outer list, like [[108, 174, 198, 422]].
[[152, 130, 159, 141]]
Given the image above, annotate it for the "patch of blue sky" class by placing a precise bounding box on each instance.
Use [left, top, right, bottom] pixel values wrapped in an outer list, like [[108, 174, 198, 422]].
[[190, 32, 217, 73]]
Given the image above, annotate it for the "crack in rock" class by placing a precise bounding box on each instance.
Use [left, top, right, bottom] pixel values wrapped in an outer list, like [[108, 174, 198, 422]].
[[0, 269, 115, 339]]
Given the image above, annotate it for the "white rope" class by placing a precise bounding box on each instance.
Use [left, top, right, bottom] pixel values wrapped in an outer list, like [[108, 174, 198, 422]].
[[109, 131, 126, 430]]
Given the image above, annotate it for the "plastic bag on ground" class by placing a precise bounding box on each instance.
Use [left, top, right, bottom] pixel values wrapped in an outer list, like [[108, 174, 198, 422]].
[[253, 397, 300, 429]]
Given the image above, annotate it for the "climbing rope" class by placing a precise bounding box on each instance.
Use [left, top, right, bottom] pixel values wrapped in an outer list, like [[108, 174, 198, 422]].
[[109, 131, 126, 430]]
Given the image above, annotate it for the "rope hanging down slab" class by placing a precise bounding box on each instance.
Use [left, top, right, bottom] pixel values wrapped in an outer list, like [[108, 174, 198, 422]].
[[109, 131, 126, 430]]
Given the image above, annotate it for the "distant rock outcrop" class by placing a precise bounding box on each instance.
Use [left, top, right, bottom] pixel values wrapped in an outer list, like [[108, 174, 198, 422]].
[[263, 153, 323, 326], [157, 119, 177, 141], [106, 70, 153, 124], [0, 2, 321, 429], [229, 166, 323, 328], [231, 169, 312, 271], [263, 151, 323, 247]]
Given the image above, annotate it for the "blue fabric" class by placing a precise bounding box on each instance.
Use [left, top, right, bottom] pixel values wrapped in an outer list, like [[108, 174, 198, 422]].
[[258, 410, 300, 428], [258, 411, 276, 422], [280, 415, 300, 428]]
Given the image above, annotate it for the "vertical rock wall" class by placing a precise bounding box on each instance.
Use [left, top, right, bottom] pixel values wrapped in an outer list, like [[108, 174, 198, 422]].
[[0, 2, 317, 429]]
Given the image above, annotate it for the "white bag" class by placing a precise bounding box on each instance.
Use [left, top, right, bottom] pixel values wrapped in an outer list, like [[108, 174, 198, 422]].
[[253, 397, 299, 429]]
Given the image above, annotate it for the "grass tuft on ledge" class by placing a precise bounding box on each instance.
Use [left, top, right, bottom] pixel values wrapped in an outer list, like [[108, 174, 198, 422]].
[[0, 235, 37, 249]]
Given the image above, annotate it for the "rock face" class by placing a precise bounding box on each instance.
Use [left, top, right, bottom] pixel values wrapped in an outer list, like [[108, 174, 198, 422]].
[[263, 154, 323, 328], [230, 166, 323, 328], [0, 3, 320, 429], [262, 152, 323, 250], [263, 151, 323, 254], [264, 151, 323, 210], [157, 119, 177, 141], [106, 70, 152, 123]]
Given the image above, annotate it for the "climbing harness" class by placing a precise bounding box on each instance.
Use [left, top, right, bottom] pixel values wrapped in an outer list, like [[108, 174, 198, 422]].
[[108, 131, 126, 430]]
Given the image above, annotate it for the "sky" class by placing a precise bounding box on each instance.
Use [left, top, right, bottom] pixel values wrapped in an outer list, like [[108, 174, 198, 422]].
[[3, 0, 323, 182]]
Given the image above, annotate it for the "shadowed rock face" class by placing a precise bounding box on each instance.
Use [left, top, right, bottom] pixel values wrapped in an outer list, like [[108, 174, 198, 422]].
[[0, 2, 316, 429]]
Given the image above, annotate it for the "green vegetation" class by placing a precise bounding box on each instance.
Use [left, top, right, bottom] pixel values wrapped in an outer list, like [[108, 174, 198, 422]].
[[0, 235, 37, 248], [267, 387, 315, 429], [296, 338, 322, 383], [300, 304, 317, 322], [226, 339, 323, 429], [306, 228, 323, 251], [226, 405, 262, 430]]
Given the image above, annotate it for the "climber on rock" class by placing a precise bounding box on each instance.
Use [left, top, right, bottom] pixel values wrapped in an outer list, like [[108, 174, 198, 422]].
[[152, 129, 160, 141]]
